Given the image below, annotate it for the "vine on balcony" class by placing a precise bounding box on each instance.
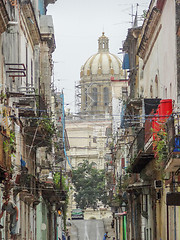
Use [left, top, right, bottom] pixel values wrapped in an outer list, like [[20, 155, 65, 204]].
[[153, 124, 168, 177], [39, 115, 56, 137], [53, 173, 69, 192]]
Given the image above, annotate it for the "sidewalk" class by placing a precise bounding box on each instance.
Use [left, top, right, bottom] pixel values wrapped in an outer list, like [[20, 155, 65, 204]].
[[103, 217, 115, 239]]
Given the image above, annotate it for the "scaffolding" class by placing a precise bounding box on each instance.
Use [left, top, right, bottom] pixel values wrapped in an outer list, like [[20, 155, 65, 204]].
[[75, 80, 112, 115]]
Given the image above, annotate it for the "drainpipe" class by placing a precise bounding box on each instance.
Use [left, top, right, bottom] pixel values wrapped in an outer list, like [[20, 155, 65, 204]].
[[174, 206, 176, 240], [167, 204, 169, 240], [173, 173, 177, 240]]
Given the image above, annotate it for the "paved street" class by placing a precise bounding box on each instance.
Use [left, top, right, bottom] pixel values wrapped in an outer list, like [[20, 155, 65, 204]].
[[70, 219, 105, 240]]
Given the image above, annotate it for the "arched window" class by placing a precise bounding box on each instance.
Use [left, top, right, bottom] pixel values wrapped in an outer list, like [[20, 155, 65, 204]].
[[78, 163, 83, 168], [92, 87, 97, 106], [104, 87, 109, 106]]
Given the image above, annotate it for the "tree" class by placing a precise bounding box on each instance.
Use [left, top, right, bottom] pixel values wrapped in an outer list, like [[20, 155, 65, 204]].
[[72, 160, 107, 209]]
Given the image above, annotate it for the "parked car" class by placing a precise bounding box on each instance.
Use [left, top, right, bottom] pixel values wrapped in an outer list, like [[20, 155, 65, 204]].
[[71, 208, 84, 220]]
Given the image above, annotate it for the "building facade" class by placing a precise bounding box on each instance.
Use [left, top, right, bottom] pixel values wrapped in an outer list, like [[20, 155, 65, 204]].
[[0, 0, 69, 239], [111, 1, 180, 240]]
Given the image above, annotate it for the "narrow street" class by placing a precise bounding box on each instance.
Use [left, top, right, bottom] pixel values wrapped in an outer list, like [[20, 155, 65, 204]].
[[0, 0, 179, 239]]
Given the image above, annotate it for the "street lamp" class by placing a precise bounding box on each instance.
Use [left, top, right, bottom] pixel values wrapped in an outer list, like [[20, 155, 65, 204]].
[[121, 201, 127, 213]]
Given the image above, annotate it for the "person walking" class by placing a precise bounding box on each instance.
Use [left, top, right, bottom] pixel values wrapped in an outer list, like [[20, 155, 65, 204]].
[[0, 198, 18, 240], [103, 231, 109, 240]]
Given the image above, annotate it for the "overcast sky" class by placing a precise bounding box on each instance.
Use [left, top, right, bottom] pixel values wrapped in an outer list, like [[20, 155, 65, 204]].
[[47, 0, 150, 112]]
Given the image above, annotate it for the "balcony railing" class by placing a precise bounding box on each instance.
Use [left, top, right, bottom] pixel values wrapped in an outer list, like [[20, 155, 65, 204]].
[[15, 170, 39, 204], [17, 87, 37, 117], [128, 128, 145, 160], [165, 115, 180, 172], [128, 127, 154, 173]]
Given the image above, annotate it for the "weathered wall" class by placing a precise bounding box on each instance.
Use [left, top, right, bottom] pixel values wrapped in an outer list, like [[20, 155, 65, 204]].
[[143, 0, 177, 102]]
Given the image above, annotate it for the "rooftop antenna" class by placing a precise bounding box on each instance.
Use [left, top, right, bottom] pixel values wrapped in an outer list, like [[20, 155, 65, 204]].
[[131, 4, 133, 26], [133, 3, 139, 27], [130, 3, 139, 27]]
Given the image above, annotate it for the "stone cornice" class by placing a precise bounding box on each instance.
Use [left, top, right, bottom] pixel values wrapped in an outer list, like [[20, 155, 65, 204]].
[[137, 7, 161, 59]]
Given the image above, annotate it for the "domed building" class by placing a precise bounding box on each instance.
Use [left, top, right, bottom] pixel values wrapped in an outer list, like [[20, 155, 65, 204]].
[[80, 32, 125, 115], [66, 33, 128, 220]]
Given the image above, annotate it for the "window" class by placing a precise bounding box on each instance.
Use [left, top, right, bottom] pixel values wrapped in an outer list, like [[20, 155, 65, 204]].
[[85, 88, 87, 107], [92, 87, 97, 106], [122, 87, 128, 100], [104, 87, 109, 106]]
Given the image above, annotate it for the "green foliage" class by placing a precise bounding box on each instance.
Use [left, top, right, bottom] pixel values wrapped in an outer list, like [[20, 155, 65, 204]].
[[39, 115, 56, 137], [72, 160, 108, 209], [53, 172, 69, 192], [28, 115, 56, 151], [153, 124, 168, 177], [126, 165, 133, 174], [121, 174, 130, 191], [0, 92, 6, 103], [3, 131, 16, 155], [141, 10, 147, 19]]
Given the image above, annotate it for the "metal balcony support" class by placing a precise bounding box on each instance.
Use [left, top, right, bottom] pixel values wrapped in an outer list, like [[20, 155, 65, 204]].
[[5, 63, 26, 77]]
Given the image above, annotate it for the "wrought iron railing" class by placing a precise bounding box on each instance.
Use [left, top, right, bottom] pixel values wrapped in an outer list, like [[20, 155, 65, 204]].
[[128, 128, 145, 160]]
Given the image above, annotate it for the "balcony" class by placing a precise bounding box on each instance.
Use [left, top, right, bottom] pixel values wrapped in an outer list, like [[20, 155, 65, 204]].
[[41, 182, 67, 204], [55, 149, 64, 163], [15, 87, 37, 117], [16, 170, 39, 204], [165, 115, 180, 172], [128, 99, 172, 173], [24, 115, 55, 148], [129, 128, 154, 173]]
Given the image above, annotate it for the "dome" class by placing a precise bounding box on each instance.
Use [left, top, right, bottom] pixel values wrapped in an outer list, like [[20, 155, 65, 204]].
[[81, 32, 122, 77]]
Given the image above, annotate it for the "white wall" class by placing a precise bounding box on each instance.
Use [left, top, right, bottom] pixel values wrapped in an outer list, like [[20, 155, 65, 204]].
[[143, 0, 177, 102]]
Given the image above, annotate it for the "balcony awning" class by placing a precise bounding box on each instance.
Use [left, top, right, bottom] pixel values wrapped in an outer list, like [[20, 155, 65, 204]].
[[131, 150, 154, 173]]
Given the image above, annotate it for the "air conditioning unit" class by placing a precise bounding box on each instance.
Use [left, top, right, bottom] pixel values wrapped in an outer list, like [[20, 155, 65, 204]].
[[154, 180, 162, 189]]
